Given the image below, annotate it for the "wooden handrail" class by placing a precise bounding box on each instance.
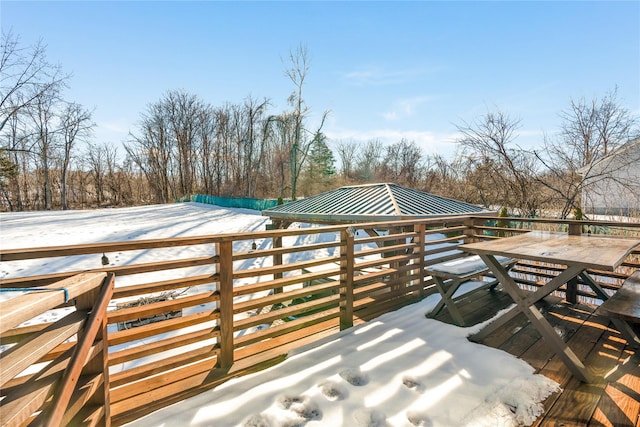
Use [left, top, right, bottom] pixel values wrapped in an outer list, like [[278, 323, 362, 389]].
[[0, 272, 111, 427], [0, 273, 107, 334]]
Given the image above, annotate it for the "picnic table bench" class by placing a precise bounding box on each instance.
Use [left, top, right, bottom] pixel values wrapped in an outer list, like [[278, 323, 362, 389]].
[[598, 270, 640, 349], [425, 254, 516, 326]]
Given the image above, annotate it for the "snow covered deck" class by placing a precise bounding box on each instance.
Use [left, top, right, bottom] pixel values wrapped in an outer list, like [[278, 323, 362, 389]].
[[434, 286, 640, 426]]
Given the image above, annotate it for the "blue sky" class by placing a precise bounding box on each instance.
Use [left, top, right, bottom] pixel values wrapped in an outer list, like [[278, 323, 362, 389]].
[[2, 1, 639, 159]]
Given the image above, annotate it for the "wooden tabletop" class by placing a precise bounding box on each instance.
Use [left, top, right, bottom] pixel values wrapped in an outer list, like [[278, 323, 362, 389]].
[[461, 231, 640, 271]]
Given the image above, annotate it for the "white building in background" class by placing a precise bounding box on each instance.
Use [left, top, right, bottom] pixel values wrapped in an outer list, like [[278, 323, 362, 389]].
[[580, 137, 640, 216]]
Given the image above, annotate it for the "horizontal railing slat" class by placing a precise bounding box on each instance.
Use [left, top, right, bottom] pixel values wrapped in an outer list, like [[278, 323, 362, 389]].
[[0, 272, 106, 334]]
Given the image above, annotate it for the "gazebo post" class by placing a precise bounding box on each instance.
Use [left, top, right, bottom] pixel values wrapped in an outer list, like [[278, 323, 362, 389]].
[[267, 220, 290, 294]]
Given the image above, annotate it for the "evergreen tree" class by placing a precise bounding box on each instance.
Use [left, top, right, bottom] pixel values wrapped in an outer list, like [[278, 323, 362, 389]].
[[304, 132, 336, 194]]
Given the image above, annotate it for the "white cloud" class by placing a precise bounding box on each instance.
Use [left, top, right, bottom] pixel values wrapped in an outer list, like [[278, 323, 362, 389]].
[[343, 66, 433, 86], [382, 96, 435, 121], [94, 116, 134, 144]]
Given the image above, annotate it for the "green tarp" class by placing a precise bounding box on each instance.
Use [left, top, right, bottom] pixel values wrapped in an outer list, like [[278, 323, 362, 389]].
[[190, 194, 280, 211]]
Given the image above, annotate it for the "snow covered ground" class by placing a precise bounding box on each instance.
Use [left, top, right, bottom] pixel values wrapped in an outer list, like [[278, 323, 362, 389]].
[[0, 203, 560, 427]]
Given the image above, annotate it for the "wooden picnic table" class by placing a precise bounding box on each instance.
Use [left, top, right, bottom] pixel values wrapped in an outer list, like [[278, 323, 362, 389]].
[[461, 231, 640, 383]]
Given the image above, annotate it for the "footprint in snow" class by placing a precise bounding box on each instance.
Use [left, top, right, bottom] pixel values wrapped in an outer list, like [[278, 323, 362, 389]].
[[339, 367, 369, 386], [242, 413, 272, 427], [402, 375, 425, 393], [317, 380, 348, 401], [406, 410, 433, 427], [276, 395, 322, 422], [353, 408, 387, 427]]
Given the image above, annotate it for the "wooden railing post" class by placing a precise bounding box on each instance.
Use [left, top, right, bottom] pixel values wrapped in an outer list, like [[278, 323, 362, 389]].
[[273, 235, 283, 294], [216, 241, 234, 368], [568, 222, 582, 236], [339, 228, 355, 330], [414, 223, 426, 297], [44, 272, 114, 427], [566, 221, 581, 303], [463, 217, 477, 243]]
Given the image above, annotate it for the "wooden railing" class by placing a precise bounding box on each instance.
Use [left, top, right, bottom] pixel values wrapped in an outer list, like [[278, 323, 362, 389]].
[[1, 215, 639, 425], [0, 272, 113, 427]]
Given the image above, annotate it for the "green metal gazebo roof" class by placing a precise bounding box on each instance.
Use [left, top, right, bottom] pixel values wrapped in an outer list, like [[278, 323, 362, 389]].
[[262, 183, 493, 224]]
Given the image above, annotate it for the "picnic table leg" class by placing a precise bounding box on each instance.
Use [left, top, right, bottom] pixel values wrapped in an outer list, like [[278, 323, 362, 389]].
[[472, 265, 583, 342], [523, 303, 594, 382], [429, 276, 466, 326], [479, 254, 594, 383]]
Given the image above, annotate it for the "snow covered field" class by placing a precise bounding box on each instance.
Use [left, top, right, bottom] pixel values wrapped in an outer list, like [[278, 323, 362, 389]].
[[0, 203, 560, 427]]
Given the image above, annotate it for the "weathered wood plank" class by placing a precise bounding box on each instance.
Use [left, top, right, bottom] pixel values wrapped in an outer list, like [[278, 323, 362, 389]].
[[462, 232, 640, 272], [0, 236, 223, 261], [109, 347, 219, 388], [0, 322, 50, 345], [233, 279, 340, 314], [108, 309, 219, 346], [233, 255, 341, 279], [600, 271, 640, 323], [537, 322, 618, 427], [232, 268, 341, 297], [0, 272, 105, 334], [587, 339, 638, 426], [233, 240, 339, 261], [109, 328, 220, 366], [234, 310, 340, 350], [110, 320, 340, 426], [0, 347, 74, 427], [113, 273, 218, 299], [0, 310, 86, 388], [107, 291, 218, 324], [0, 256, 217, 288], [233, 295, 340, 331]]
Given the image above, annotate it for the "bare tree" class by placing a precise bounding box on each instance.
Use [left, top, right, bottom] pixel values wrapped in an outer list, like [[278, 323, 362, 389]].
[[379, 139, 424, 187], [1, 31, 68, 133], [126, 100, 174, 203], [197, 104, 217, 195], [0, 113, 24, 210], [356, 139, 384, 182], [283, 44, 329, 200], [422, 153, 461, 196], [165, 90, 204, 197], [28, 87, 61, 210], [59, 102, 93, 209], [535, 88, 640, 218], [334, 140, 358, 182], [103, 144, 124, 206], [266, 112, 295, 199], [1, 31, 71, 210], [85, 142, 108, 206], [456, 110, 544, 216], [240, 96, 270, 197]]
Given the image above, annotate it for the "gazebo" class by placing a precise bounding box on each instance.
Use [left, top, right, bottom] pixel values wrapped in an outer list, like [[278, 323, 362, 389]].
[[262, 182, 494, 229]]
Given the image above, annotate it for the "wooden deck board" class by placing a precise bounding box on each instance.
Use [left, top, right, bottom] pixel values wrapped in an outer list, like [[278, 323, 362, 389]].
[[434, 288, 640, 426]]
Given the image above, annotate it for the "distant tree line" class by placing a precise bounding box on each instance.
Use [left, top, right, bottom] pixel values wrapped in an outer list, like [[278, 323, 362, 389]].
[[2, 31, 639, 218]]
